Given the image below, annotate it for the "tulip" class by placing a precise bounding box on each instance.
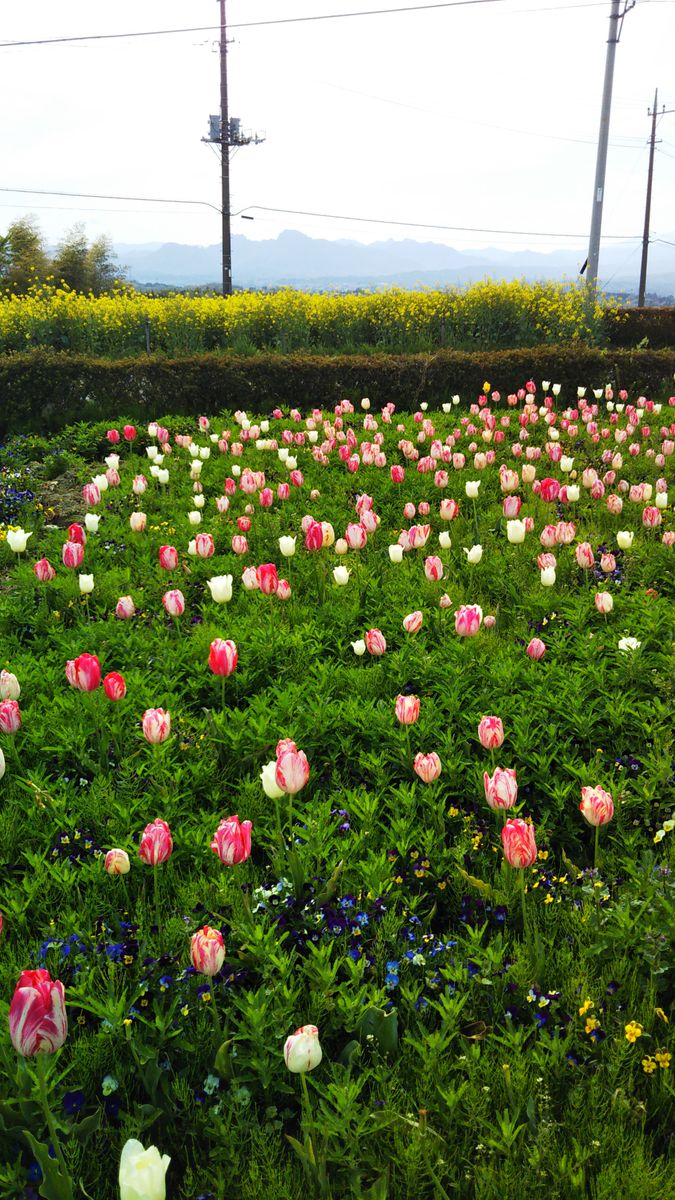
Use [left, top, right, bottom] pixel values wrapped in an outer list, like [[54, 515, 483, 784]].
[[78, 574, 95, 594], [616, 530, 634, 549], [413, 752, 442, 783], [365, 629, 387, 656], [211, 814, 252, 865], [190, 926, 226, 976], [139, 819, 173, 865], [526, 638, 546, 660], [62, 541, 84, 569], [142, 708, 171, 744], [402, 610, 423, 634], [69, 523, 86, 544], [9, 969, 67, 1056], [618, 636, 640, 652], [351, 639, 366, 656], [600, 553, 616, 574], [580, 785, 614, 827], [484, 767, 517, 810], [123, 424, 137, 441], [195, 532, 215, 559], [642, 506, 662, 528], [395, 694, 420, 725], [84, 513, 101, 534], [188, 511, 202, 526], [0, 700, 21, 734], [279, 536, 297, 557], [540, 566, 556, 587], [388, 544, 403, 563], [333, 565, 350, 585], [163, 589, 185, 617], [276, 737, 297, 757], [104, 848, 130, 875], [129, 512, 147, 533], [345, 523, 367, 551], [207, 575, 233, 604], [133, 474, 148, 495], [555, 522, 576, 545], [477, 716, 504, 750], [465, 481, 480, 498], [454, 605, 482, 636], [260, 760, 285, 799], [0, 671, 20, 701], [408, 524, 431, 549], [463, 545, 483, 564], [103, 671, 126, 702], [116, 595, 135, 620], [424, 555, 443, 582], [232, 535, 248, 555], [83, 482, 101, 506], [6, 528, 32, 554], [501, 818, 537, 868], [65, 653, 101, 692], [107, 429, 120, 444], [257, 564, 279, 595], [34, 558, 56, 582], [158, 545, 179, 571], [304, 519, 325, 552], [506, 520, 526, 544], [595, 592, 613, 614], [284, 1025, 323, 1073], [119, 1139, 170, 1200], [0, 747, 4, 780], [208, 639, 238, 677], [575, 543, 595, 570], [276, 748, 310, 795]]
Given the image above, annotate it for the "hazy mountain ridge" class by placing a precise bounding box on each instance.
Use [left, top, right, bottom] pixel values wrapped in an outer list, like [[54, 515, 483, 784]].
[[114, 229, 675, 298]]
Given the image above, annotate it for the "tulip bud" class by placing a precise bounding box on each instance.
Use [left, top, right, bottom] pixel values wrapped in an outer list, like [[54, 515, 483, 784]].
[[284, 1025, 323, 1073], [118, 1140, 170, 1200], [190, 926, 226, 976], [105, 848, 131, 875], [501, 818, 537, 868], [9, 969, 67, 1056], [211, 814, 252, 865], [477, 716, 504, 750], [580, 785, 614, 827]]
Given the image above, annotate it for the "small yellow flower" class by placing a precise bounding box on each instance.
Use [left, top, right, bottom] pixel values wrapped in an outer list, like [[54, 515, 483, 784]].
[[655, 1051, 671, 1069], [579, 999, 594, 1017], [654, 1008, 669, 1024], [625, 1021, 643, 1044], [585, 1018, 600, 1035], [642, 1057, 657, 1074]]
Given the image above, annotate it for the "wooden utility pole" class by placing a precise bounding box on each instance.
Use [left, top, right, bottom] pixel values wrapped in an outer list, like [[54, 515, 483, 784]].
[[637, 91, 675, 307]]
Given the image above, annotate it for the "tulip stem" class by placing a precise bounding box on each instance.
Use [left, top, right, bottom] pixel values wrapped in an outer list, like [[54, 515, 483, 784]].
[[221, 675, 226, 713], [209, 979, 222, 1039], [36, 1053, 73, 1194], [472, 498, 480, 545], [520, 869, 528, 938], [152, 866, 163, 951], [594, 824, 600, 873]]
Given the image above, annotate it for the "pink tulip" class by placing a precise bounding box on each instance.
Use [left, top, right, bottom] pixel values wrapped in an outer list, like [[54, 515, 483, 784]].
[[277, 579, 292, 601], [424, 555, 443, 582], [9, 969, 67, 1056], [190, 926, 226, 976], [195, 532, 215, 559], [62, 541, 84, 569], [642, 506, 662, 528], [211, 814, 252, 865], [275, 748, 310, 795], [232, 535, 248, 555], [408, 524, 431, 549], [402, 611, 423, 634], [133, 474, 148, 495], [257, 564, 279, 595], [526, 638, 546, 661], [454, 605, 482, 637], [82, 482, 101, 506], [123, 424, 137, 442], [537, 552, 556, 570], [501, 818, 537, 868], [237, 516, 252, 534], [68, 523, 86, 546], [116, 595, 135, 620], [580, 785, 614, 827], [390, 465, 405, 483], [439, 498, 459, 520], [65, 653, 101, 692], [163, 589, 185, 617], [539, 478, 560, 503], [600, 553, 616, 573], [575, 543, 595, 569], [0, 700, 21, 734], [663, 530, 675, 547], [477, 715, 504, 750], [403, 502, 416, 521], [104, 848, 130, 875], [103, 672, 126, 702], [413, 752, 442, 783], [142, 708, 171, 744], [159, 545, 179, 570], [105, 468, 120, 488], [555, 521, 576, 545], [276, 737, 297, 757], [277, 482, 290, 501], [259, 487, 274, 508], [365, 629, 387, 656], [484, 766, 517, 810], [289, 469, 303, 487], [138, 819, 173, 865], [345, 523, 367, 551], [208, 639, 238, 677], [594, 592, 613, 614], [503, 495, 522, 518], [106, 429, 120, 444], [539, 525, 558, 549], [395, 695, 420, 725], [34, 558, 56, 582]]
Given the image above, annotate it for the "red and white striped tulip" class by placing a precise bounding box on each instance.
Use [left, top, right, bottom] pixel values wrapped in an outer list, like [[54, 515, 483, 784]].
[[454, 605, 482, 637], [395, 695, 420, 725], [142, 708, 171, 744], [104, 848, 130, 875], [208, 639, 238, 677], [138, 819, 173, 865], [159, 545, 179, 570], [484, 767, 518, 810], [9, 969, 68, 1057], [103, 672, 126, 702], [275, 748, 310, 795], [210, 814, 252, 865], [413, 752, 442, 783], [365, 629, 387, 656], [501, 818, 537, 868], [477, 715, 504, 750], [190, 926, 226, 976], [65, 653, 101, 692], [163, 589, 185, 617], [580, 785, 614, 827]]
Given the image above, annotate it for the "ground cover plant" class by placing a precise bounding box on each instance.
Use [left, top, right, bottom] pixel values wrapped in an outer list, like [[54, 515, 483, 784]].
[[0, 380, 673, 1200]]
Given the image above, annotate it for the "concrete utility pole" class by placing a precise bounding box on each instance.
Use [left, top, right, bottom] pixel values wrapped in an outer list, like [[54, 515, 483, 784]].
[[585, 0, 635, 295], [638, 91, 675, 306], [219, 0, 231, 296]]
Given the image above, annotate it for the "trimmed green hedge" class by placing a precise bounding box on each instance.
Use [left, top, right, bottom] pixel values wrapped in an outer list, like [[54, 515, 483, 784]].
[[607, 307, 675, 349], [1, 346, 674, 437]]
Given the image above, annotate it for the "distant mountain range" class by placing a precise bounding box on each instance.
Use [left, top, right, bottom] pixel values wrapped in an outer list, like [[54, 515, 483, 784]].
[[113, 229, 675, 299]]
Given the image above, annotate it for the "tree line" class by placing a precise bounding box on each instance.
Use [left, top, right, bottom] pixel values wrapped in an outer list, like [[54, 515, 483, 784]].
[[0, 217, 127, 296]]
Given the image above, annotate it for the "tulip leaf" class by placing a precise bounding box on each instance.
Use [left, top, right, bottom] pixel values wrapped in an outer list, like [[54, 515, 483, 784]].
[[457, 867, 493, 897], [22, 1131, 74, 1200], [356, 1006, 398, 1058]]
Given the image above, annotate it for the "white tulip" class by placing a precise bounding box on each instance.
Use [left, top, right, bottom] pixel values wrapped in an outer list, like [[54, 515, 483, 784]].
[[6, 528, 32, 553], [506, 520, 526, 545], [560, 456, 574, 473], [150, 465, 160, 478], [190, 460, 203, 478], [438, 531, 452, 549], [452, 395, 460, 405], [188, 444, 200, 458], [361, 397, 371, 410], [286, 456, 297, 471], [333, 565, 350, 586], [351, 639, 366, 656], [0, 747, 5, 781], [84, 513, 101, 533], [279, 536, 296, 557], [617, 531, 634, 549], [157, 469, 169, 485], [146, 445, 158, 461], [618, 637, 640, 653], [616, 403, 625, 413], [308, 430, 319, 443], [187, 539, 197, 556], [200, 447, 210, 461], [188, 511, 202, 526], [388, 544, 404, 563], [207, 575, 233, 603], [655, 492, 668, 509], [442, 403, 452, 414], [260, 760, 285, 799], [119, 1139, 170, 1200], [566, 485, 580, 501], [78, 574, 95, 594], [465, 481, 480, 499], [104, 454, 120, 470], [334, 538, 349, 555], [260, 420, 270, 433], [193, 494, 205, 509], [153, 455, 164, 467], [231, 464, 241, 477], [278, 448, 289, 463], [552, 384, 561, 396], [0, 671, 20, 700], [463, 545, 483, 564], [577, 387, 586, 398], [540, 566, 556, 586]]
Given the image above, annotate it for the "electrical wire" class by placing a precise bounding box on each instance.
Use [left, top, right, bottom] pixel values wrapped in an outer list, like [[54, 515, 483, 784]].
[[0, 187, 221, 214]]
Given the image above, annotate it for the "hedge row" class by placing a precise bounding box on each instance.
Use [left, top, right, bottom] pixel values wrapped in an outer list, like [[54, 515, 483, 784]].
[[606, 307, 675, 349], [1, 347, 674, 437]]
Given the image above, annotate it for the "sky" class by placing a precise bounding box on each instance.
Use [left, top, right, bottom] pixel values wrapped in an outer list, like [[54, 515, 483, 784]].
[[1, 0, 675, 281]]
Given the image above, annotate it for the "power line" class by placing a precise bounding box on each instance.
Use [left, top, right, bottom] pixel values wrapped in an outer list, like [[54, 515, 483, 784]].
[[0, 0, 627, 48], [0, 186, 221, 214]]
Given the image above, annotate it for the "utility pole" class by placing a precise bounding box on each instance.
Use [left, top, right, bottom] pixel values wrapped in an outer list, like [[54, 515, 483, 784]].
[[585, 0, 635, 295], [203, 0, 264, 296], [638, 91, 675, 306]]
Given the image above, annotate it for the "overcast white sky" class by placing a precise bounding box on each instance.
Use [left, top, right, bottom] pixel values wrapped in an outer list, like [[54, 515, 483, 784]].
[[1, 0, 674, 271]]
